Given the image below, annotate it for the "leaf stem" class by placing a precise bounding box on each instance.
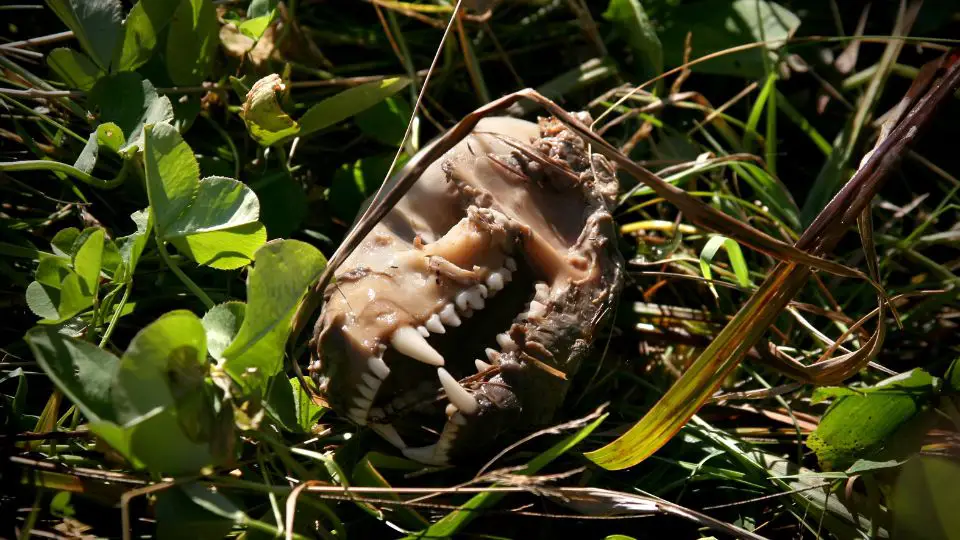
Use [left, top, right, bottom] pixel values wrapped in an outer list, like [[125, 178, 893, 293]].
[[99, 282, 132, 348], [156, 239, 215, 310], [0, 159, 129, 189]]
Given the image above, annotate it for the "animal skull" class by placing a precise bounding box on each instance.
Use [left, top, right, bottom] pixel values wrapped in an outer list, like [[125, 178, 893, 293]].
[[310, 114, 624, 465]]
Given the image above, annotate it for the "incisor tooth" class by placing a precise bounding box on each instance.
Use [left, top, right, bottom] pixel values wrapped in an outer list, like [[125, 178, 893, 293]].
[[417, 326, 430, 337], [475, 359, 492, 372], [391, 326, 445, 366], [439, 303, 461, 327], [367, 356, 390, 379], [505, 256, 518, 271], [425, 314, 446, 333], [437, 367, 478, 414], [496, 333, 518, 351], [486, 272, 505, 292], [371, 423, 406, 449]]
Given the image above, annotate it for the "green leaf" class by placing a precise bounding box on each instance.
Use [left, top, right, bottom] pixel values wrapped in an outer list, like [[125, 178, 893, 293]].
[[165, 0, 219, 85], [143, 122, 197, 233], [25, 326, 120, 422], [238, 11, 275, 40], [893, 456, 960, 540], [807, 369, 940, 471], [298, 77, 411, 138], [115, 209, 152, 282], [292, 376, 325, 432], [90, 72, 174, 152], [221, 240, 327, 394], [247, 0, 277, 18], [96, 122, 125, 152], [658, 0, 800, 78], [116, 0, 179, 71], [328, 154, 395, 224], [699, 235, 751, 299], [156, 487, 235, 540], [47, 48, 103, 90], [47, 0, 123, 70], [74, 133, 100, 174], [603, 0, 663, 82], [202, 302, 245, 361], [72, 228, 105, 296], [355, 96, 411, 146], [240, 74, 300, 147]]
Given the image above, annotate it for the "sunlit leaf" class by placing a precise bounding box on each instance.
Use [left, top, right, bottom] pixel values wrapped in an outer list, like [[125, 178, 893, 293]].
[[47, 48, 102, 90], [298, 77, 411, 138], [240, 74, 300, 146], [115, 0, 178, 71], [165, 0, 218, 85], [47, 0, 122, 70]]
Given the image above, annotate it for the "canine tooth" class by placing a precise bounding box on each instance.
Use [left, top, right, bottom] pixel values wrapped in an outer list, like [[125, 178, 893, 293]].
[[347, 407, 368, 424], [356, 383, 377, 400], [496, 333, 518, 351], [475, 359, 492, 371], [445, 403, 458, 417], [529, 300, 547, 318], [417, 325, 430, 337], [352, 396, 372, 409], [361, 373, 381, 388], [485, 348, 499, 363], [402, 444, 446, 466], [455, 291, 471, 312], [486, 272, 505, 292], [391, 326, 445, 366], [367, 355, 391, 379], [467, 288, 485, 310], [439, 303, 461, 327], [505, 256, 517, 271], [437, 367, 478, 414], [425, 314, 446, 334], [371, 423, 406, 449]]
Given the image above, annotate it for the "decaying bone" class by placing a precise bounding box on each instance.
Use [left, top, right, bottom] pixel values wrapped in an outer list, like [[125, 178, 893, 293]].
[[310, 114, 624, 465]]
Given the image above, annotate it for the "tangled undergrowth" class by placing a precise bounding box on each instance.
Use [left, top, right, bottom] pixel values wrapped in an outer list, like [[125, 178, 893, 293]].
[[1, 1, 959, 538]]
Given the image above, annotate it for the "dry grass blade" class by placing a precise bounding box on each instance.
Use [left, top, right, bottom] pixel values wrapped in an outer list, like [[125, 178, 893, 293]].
[[584, 50, 960, 470]]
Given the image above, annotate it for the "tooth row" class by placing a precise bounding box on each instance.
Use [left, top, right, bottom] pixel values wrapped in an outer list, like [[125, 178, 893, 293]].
[[439, 303, 461, 327], [455, 285, 486, 312], [425, 313, 446, 333], [437, 367, 478, 414], [391, 326, 444, 366], [496, 332, 518, 351], [485, 267, 512, 292]]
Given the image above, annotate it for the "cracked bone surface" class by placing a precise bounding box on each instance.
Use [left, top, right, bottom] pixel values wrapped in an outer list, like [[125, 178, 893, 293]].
[[311, 114, 624, 464]]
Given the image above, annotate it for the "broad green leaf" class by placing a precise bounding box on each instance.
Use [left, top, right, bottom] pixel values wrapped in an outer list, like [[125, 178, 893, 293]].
[[410, 412, 606, 538], [115, 209, 152, 282], [807, 369, 939, 471], [699, 235, 751, 299], [96, 122, 125, 152], [50, 228, 81, 257], [221, 240, 327, 394], [71, 228, 105, 296], [264, 373, 300, 431], [171, 223, 267, 270], [25, 230, 105, 322], [74, 133, 100, 174], [143, 122, 197, 233], [247, 0, 277, 18], [893, 456, 960, 540], [24, 282, 61, 321], [355, 96, 411, 146], [292, 376, 325, 432], [156, 487, 234, 540], [240, 74, 300, 146], [116, 0, 178, 71], [165, 0, 219, 85], [238, 11, 275, 40], [202, 301, 245, 361], [298, 77, 411, 138], [603, 0, 663, 82], [91, 73, 174, 152], [47, 48, 102, 90], [25, 326, 119, 422], [658, 0, 800, 78], [47, 0, 123, 70]]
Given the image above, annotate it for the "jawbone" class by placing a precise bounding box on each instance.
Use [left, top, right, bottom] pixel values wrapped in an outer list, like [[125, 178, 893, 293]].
[[310, 114, 624, 465]]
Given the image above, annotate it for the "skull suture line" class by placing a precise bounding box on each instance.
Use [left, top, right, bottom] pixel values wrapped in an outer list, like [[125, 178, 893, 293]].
[[310, 114, 624, 465]]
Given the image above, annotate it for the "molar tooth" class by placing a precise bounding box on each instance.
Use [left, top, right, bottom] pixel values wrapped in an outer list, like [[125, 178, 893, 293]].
[[439, 303, 461, 327], [496, 333, 518, 351], [455, 291, 471, 312], [417, 326, 430, 337], [356, 383, 377, 400], [371, 424, 406, 449], [425, 314, 446, 334], [367, 356, 391, 379], [475, 359, 492, 372], [485, 348, 499, 363], [437, 367, 478, 414], [402, 444, 446, 466], [486, 272, 505, 292], [467, 288, 485, 310], [505, 257, 518, 271], [391, 326, 445, 366]]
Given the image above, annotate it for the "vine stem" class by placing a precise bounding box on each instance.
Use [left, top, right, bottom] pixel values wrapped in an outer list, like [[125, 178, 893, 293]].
[[156, 238, 215, 310], [0, 159, 128, 189], [98, 282, 132, 348]]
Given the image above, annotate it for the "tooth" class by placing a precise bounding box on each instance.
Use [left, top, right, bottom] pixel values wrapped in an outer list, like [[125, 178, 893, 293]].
[[437, 367, 478, 414], [425, 314, 446, 333], [445, 403, 458, 417], [347, 407, 367, 424], [417, 325, 430, 337], [371, 424, 406, 449], [485, 348, 499, 363], [452, 412, 467, 426], [439, 303, 461, 327], [356, 383, 377, 400], [467, 288, 485, 310], [460, 308, 474, 318], [505, 257, 517, 271], [352, 396, 372, 409], [475, 359, 492, 371], [455, 291, 470, 311], [402, 444, 446, 465], [496, 333, 518, 351], [367, 356, 390, 379], [486, 272, 505, 292], [391, 326, 445, 366], [529, 300, 547, 318], [535, 282, 549, 298], [361, 373, 381, 388], [476, 284, 488, 298]]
